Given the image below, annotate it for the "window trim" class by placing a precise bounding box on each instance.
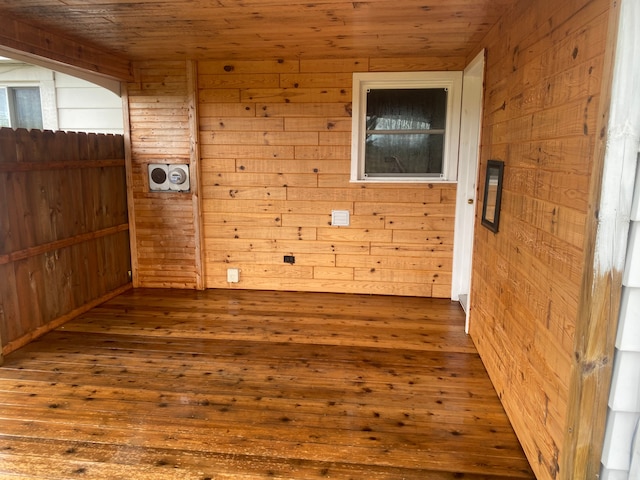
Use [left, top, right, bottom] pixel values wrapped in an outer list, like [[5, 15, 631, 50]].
[[350, 71, 463, 183], [0, 87, 9, 127], [0, 84, 45, 130], [0, 61, 59, 130], [6, 86, 43, 130]]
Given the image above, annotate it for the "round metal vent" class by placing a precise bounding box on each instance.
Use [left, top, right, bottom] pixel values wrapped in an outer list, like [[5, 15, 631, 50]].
[[150, 167, 167, 184]]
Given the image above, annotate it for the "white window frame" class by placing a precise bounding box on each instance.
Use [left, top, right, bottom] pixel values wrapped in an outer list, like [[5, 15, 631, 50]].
[[0, 87, 9, 127], [0, 59, 59, 130], [0, 85, 44, 129], [350, 71, 463, 183]]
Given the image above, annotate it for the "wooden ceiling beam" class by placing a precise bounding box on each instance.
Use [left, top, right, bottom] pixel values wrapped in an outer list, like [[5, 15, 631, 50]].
[[0, 11, 133, 83]]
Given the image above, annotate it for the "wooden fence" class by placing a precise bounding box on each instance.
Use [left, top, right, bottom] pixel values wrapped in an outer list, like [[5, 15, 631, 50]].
[[0, 128, 132, 361]]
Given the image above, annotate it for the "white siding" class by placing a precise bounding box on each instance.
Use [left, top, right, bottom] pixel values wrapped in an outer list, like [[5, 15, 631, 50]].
[[603, 155, 640, 479], [0, 61, 122, 134], [601, 1, 640, 479], [53, 72, 123, 134]]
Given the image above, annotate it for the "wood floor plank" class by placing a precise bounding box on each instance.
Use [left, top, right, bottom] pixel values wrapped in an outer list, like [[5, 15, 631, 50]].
[[0, 436, 518, 480], [0, 288, 534, 479]]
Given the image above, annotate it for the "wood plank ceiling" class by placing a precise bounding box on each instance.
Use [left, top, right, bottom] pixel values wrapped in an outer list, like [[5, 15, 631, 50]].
[[0, 0, 516, 62]]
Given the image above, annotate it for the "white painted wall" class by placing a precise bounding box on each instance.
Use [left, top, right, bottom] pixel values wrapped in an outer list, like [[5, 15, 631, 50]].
[[0, 59, 122, 134]]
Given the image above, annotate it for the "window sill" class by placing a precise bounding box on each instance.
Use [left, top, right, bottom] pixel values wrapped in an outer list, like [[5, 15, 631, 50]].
[[349, 177, 458, 184]]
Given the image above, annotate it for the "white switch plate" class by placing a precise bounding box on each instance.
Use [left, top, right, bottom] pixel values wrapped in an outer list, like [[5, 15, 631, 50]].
[[331, 210, 350, 226], [227, 268, 239, 283]]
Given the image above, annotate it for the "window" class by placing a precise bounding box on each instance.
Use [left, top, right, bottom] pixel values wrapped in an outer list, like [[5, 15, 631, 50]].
[[351, 72, 462, 182], [0, 86, 43, 130]]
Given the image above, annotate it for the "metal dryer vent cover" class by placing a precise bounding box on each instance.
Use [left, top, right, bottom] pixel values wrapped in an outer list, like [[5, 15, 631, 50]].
[[148, 163, 190, 192]]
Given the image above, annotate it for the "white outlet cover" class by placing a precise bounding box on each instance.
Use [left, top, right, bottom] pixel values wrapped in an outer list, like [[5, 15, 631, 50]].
[[227, 268, 239, 283]]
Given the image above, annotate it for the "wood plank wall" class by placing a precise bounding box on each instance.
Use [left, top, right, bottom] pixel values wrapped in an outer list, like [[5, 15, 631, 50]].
[[198, 57, 464, 297], [126, 61, 201, 289], [468, 0, 611, 479], [127, 56, 467, 297], [0, 128, 131, 358]]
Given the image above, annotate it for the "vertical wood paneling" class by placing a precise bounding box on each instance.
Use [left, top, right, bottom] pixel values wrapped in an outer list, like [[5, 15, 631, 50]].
[[187, 60, 206, 290], [121, 83, 139, 287], [127, 61, 201, 288], [0, 127, 131, 357], [198, 57, 464, 297], [586, 0, 639, 477], [468, 0, 612, 479]]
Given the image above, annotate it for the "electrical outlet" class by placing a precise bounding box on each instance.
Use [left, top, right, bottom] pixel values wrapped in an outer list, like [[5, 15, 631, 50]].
[[283, 255, 295, 264], [227, 268, 240, 283]]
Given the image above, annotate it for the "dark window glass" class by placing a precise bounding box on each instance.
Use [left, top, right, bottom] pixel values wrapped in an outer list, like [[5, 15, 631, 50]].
[[11, 87, 43, 130], [365, 88, 447, 177]]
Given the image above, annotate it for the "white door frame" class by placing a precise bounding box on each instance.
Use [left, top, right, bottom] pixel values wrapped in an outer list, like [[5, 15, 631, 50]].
[[451, 49, 485, 333]]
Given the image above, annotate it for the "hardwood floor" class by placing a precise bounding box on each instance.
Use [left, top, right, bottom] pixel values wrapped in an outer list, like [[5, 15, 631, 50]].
[[0, 289, 535, 479]]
